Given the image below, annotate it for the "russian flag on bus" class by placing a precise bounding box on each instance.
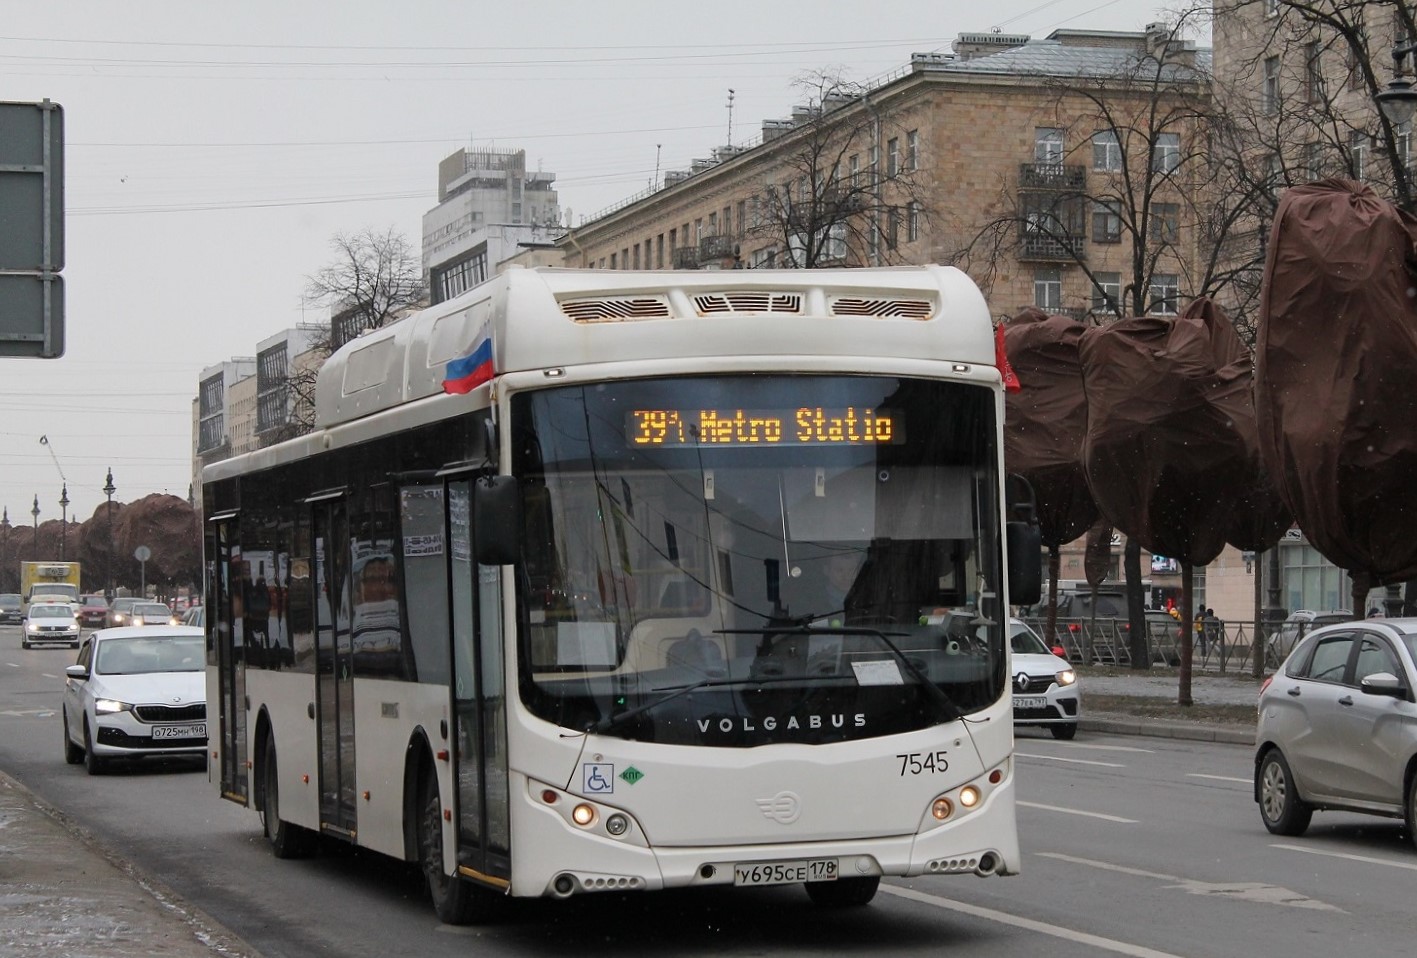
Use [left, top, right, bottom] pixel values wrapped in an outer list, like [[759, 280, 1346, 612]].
[[442, 335, 494, 394]]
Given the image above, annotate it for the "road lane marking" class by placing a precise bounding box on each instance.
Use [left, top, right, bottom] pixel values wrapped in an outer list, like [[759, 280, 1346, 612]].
[[1016, 752, 1124, 768], [879, 884, 1188, 958], [1187, 774, 1250, 784], [1272, 843, 1417, 872], [1060, 743, 1154, 753], [1018, 801, 1137, 823], [1038, 852, 1340, 911]]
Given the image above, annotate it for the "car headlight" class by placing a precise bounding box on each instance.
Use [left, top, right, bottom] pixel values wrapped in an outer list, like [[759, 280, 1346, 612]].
[[1055, 669, 1077, 687], [94, 699, 133, 714]]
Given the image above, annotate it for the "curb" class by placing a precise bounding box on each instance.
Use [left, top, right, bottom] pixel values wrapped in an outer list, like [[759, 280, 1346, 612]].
[[1080, 716, 1255, 746], [0, 769, 264, 958]]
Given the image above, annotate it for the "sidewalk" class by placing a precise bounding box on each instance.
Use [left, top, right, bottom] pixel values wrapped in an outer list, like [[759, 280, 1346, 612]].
[[0, 671, 1254, 956], [0, 771, 258, 958]]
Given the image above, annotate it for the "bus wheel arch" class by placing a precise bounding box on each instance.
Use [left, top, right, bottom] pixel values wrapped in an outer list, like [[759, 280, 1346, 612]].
[[402, 730, 438, 862]]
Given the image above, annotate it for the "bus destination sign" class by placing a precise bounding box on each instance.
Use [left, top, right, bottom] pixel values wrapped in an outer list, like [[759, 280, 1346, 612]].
[[628, 407, 902, 447]]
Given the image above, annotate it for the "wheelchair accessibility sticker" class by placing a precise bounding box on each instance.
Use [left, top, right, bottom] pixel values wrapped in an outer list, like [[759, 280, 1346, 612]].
[[583, 763, 615, 794]]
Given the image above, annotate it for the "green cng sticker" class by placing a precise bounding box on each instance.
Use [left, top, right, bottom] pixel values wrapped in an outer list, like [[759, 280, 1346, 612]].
[[619, 766, 645, 785]]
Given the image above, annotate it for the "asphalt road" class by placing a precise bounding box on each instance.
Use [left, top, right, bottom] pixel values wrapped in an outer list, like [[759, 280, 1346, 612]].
[[2, 624, 1414, 958]]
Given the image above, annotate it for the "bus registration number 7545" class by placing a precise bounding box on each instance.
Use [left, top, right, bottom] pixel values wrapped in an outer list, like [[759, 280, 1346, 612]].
[[733, 858, 838, 886]]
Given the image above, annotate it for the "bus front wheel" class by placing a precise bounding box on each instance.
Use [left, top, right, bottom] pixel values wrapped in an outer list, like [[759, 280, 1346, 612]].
[[418, 773, 497, 925], [805, 875, 879, 908]]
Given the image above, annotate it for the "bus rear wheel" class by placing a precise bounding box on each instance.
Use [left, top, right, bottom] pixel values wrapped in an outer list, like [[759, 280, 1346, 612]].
[[418, 773, 497, 925], [805, 875, 879, 908], [262, 734, 316, 859]]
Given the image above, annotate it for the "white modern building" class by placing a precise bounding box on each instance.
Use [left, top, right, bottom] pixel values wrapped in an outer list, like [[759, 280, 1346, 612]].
[[421, 147, 561, 303]]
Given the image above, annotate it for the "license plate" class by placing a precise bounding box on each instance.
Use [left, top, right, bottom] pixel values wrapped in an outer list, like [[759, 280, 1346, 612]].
[[1014, 696, 1048, 709], [733, 858, 838, 886], [152, 723, 206, 740]]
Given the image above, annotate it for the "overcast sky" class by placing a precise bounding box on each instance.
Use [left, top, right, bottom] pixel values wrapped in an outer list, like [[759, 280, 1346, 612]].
[[0, 0, 1190, 523]]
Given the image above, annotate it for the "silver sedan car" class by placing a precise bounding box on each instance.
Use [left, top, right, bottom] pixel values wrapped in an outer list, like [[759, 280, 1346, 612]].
[[1255, 618, 1417, 847]]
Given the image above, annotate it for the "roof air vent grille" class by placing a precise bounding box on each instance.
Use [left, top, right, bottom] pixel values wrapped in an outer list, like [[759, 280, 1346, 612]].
[[560, 297, 672, 322], [831, 297, 934, 319], [694, 292, 802, 315]]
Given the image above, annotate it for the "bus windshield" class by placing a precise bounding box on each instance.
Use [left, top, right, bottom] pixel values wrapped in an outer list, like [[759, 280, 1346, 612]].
[[512, 374, 1007, 746]]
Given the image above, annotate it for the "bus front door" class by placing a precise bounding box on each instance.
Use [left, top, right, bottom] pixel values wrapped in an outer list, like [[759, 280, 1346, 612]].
[[312, 497, 358, 835], [447, 479, 511, 885], [210, 518, 247, 803]]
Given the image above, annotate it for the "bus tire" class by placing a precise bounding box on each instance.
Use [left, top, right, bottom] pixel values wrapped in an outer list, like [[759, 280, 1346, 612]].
[[805, 875, 879, 908], [418, 772, 495, 925], [262, 733, 316, 859]]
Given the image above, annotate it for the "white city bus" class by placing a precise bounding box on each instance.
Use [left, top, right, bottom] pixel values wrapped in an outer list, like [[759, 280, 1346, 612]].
[[202, 265, 1041, 923]]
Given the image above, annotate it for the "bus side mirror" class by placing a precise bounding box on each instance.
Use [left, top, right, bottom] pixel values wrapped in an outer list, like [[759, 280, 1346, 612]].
[[1007, 520, 1042, 607], [474, 475, 522, 566], [1004, 473, 1042, 607]]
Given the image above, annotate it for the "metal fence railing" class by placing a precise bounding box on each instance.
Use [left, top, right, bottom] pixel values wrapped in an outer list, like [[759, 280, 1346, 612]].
[[1021, 617, 1285, 674]]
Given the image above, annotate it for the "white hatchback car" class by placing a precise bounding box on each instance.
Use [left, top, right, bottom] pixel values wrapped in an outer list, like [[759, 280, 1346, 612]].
[[1010, 618, 1082, 740], [62, 627, 207, 775]]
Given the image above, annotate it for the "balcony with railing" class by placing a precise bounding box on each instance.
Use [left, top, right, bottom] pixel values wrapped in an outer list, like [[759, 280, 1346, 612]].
[[1018, 231, 1085, 262], [672, 247, 699, 270], [1018, 163, 1087, 191], [698, 234, 736, 263]]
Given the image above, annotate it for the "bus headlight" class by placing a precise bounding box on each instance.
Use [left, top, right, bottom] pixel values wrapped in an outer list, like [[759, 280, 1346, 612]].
[[571, 803, 596, 827], [605, 814, 629, 836], [959, 785, 981, 808]]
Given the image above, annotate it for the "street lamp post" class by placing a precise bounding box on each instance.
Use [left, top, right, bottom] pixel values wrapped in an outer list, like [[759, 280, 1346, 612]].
[[31, 495, 40, 549], [58, 483, 69, 561], [1376, 39, 1417, 212], [103, 469, 116, 600]]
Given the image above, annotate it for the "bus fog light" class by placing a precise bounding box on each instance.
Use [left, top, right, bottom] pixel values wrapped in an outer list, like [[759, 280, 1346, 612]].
[[605, 814, 629, 836], [959, 785, 981, 808], [572, 803, 596, 826], [931, 797, 953, 820]]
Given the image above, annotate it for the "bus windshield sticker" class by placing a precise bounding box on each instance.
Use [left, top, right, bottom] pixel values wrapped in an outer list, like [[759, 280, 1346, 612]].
[[583, 763, 614, 794], [850, 659, 905, 686]]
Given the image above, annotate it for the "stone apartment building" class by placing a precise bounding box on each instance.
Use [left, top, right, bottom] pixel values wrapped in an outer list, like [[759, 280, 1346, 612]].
[[557, 25, 1209, 324]]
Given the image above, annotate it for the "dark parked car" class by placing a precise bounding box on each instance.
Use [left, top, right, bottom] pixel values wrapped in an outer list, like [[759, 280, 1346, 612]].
[[0, 593, 21, 625]]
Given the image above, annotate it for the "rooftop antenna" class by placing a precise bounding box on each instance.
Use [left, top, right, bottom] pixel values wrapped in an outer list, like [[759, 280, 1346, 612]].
[[654, 144, 662, 189], [726, 88, 736, 147]]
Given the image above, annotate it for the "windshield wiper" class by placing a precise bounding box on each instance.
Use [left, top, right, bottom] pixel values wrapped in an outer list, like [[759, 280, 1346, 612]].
[[718, 625, 962, 722], [586, 672, 835, 736]]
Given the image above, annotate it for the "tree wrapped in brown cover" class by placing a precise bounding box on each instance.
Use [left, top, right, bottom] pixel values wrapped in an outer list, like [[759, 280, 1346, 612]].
[[1080, 297, 1286, 703], [1257, 179, 1417, 614], [1003, 308, 1098, 643]]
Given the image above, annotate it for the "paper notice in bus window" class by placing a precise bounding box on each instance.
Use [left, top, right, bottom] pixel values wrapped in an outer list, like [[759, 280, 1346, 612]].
[[557, 623, 617, 668], [851, 659, 904, 686]]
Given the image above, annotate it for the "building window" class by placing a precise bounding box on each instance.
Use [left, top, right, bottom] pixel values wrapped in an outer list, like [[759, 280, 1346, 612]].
[[887, 137, 900, 176], [736, 200, 746, 236], [632, 244, 640, 270], [694, 218, 703, 241], [708, 212, 717, 235], [906, 129, 919, 171], [1034, 127, 1065, 166], [1152, 133, 1181, 173], [1263, 56, 1280, 114], [1150, 203, 1180, 244], [1264, 0, 1278, 16], [887, 207, 899, 249], [1350, 131, 1368, 179], [1034, 269, 1062, 310], [656, 234, 664, 268], [907, 201, 921, 242], [849, 154, 860, 186], [1093, 130, 1122, 171], [1303, 142, 1323, 181], [1347, 14, 1366, 90], [1148, 274, 1179, 315], [1305, 40, 1325, 104], [1092, 272, 1122, 315], [1092, 200, 1122, 243], [610, 252, 617, 269]]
